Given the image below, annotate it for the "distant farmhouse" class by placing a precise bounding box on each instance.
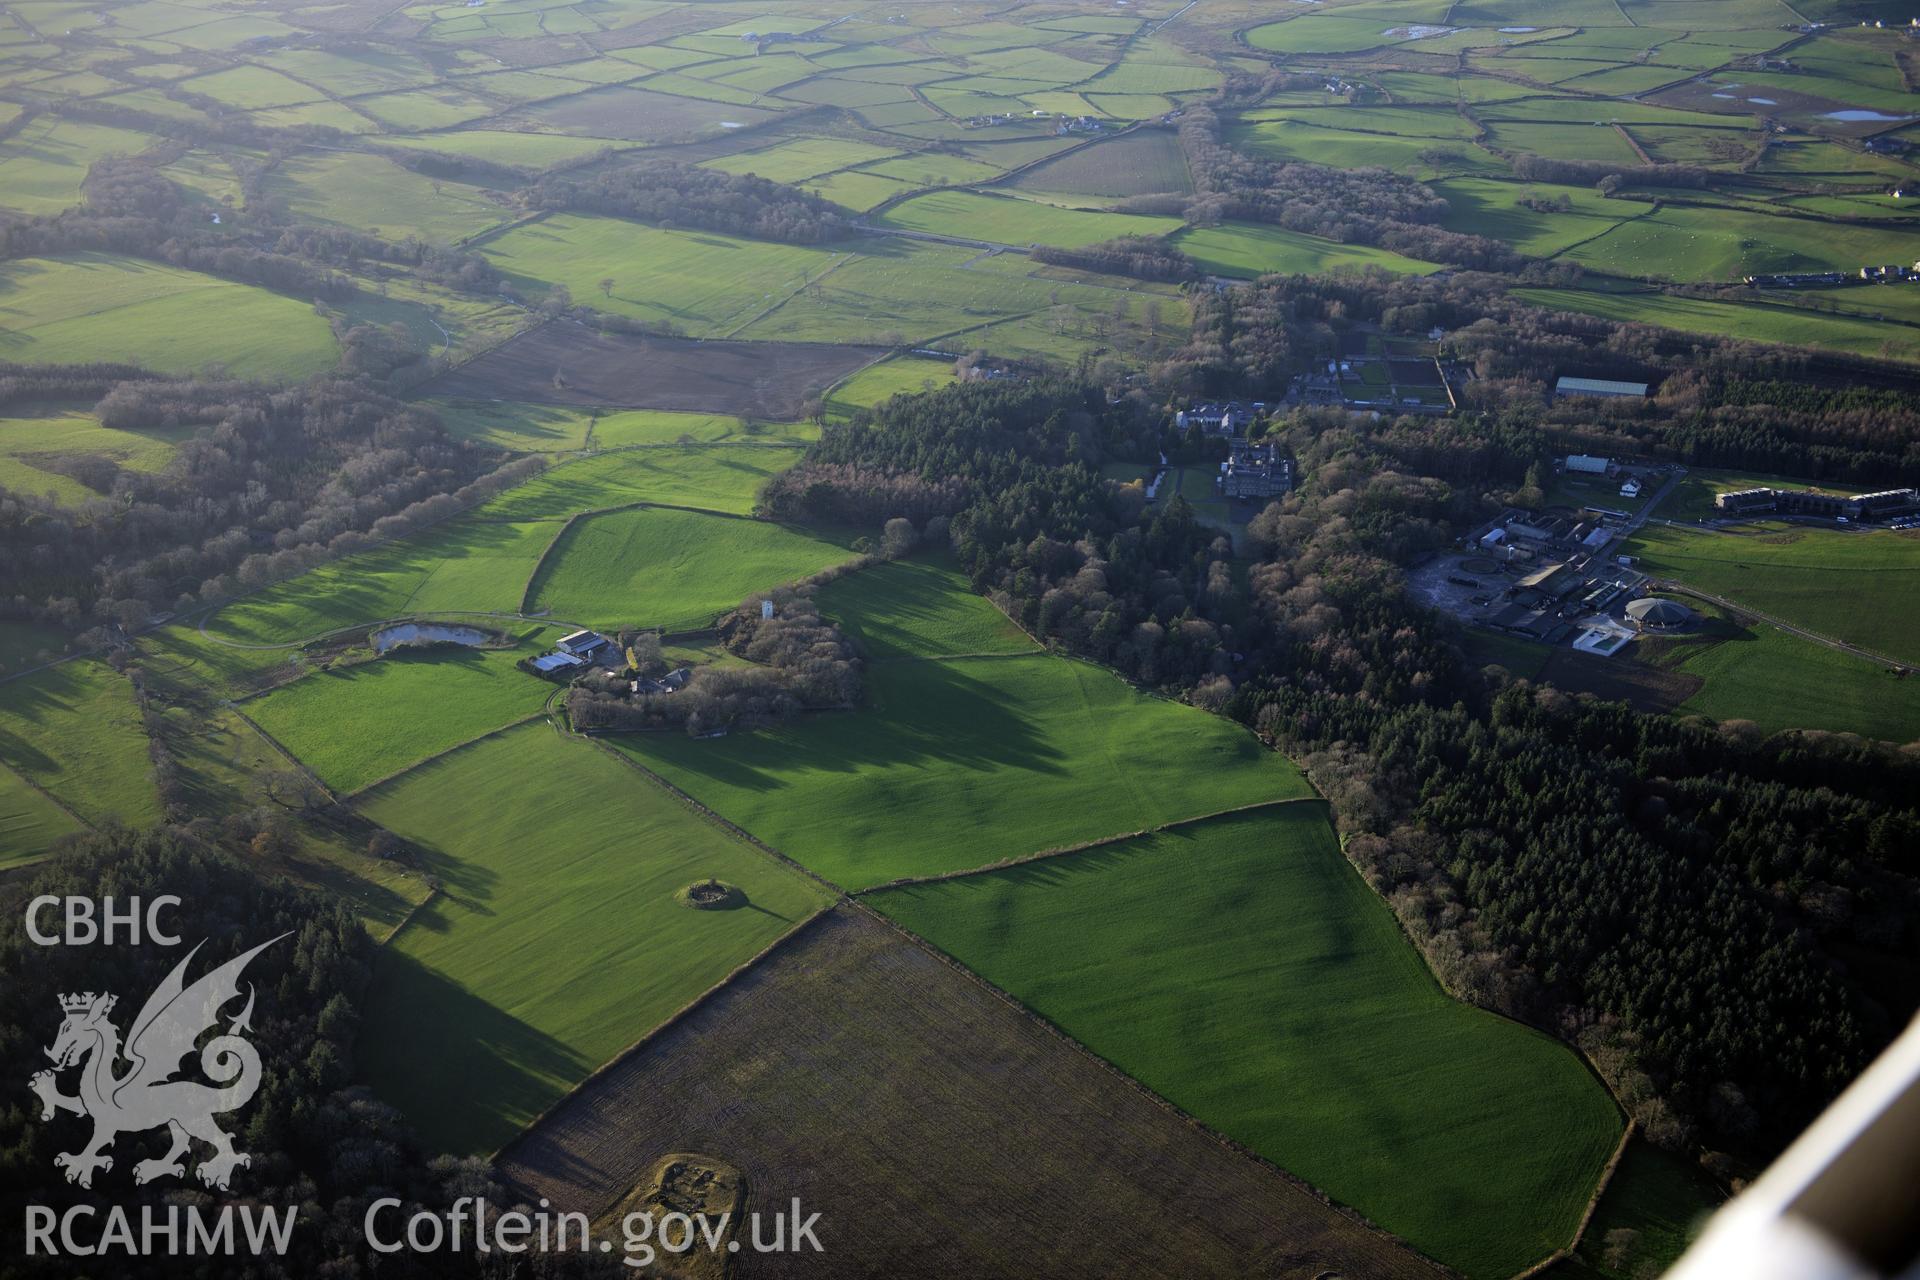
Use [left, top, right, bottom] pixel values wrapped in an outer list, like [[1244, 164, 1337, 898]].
[[557, 630, 614, 661], [529, 630, 614, 676], [1222, 440, 1291, 500], [1714, 486, 1920, 522], [1555, 377, 1648, 400]]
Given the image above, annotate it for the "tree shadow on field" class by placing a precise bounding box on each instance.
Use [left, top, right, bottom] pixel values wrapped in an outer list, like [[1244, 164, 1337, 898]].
[[357, 949, 591, 1156], [385, 831, 504, 927], [626, 656, 1068, 796]]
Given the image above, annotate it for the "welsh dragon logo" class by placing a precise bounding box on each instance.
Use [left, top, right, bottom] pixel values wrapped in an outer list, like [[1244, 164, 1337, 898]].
[[28, 934, 287, 1192]]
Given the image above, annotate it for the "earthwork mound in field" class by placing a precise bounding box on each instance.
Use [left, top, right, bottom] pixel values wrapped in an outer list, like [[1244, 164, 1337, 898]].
[[497, 907, 1447, 1280], [676, 879, 744, 910], [427, 321, 880, 419], [593, 1153, 742, 1280]]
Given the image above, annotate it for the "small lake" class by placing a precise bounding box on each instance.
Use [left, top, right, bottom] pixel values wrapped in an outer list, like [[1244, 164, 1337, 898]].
[[1823, 109, 1912, 122], [372, 623, 490, 653]]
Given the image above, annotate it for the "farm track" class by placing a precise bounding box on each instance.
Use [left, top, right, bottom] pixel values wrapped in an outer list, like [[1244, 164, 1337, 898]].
[[853, 795, 1328, 893], [1649, 579, 1917, 673]]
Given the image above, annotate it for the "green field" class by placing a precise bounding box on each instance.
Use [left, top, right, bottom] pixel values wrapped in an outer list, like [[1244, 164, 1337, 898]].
[[1230, 118, 1498, 177], [0, 253, 339, 380], [481, 213, 837, 336], [427, 400, 598, 451], [482, 445, 805, 518], [864, 151, 1006, 186], [593, 412, 815, 449], [1622, 524, 1920, 665], [1572, 1138, 1723, 1278], [136, 624, 313, 697], [1246, 15, 1402, 55], [818, 557, 1036, 659], [0, 117, 158, 215], [1517, 287, 1920, 363], [874, 805, 1623, 1279], [191, 445, 810, 650], [0, 660, 163, 828], [1561, 204, 1920, 283], [613, 652, 1313, 890], [243, 635, 554, 794], [200, 518, 558, 648], [877, 190, 1182, 249], [527, 507, 854, 631], [1434, 178, 1631, 257], [805, 169, 917, 211], [705, 135, 899, 183], [0, 409, 189, 505], [0, 761, 83, 865], [264, 151, 508, 244], [357, 724, 835, 1152], [730, 236, 1182, 361], [1668, 619, 1920, 742], [178, 64, 324, 108], [382, 130, 624, 168], [1175, 222, 1438, 279], [824, 355, 956, 418], [430, 402, 810, 452]]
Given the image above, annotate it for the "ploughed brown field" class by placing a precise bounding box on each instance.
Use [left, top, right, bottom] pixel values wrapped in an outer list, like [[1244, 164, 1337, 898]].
[[427, 320, 880, 418], [497, 906, 1448, 1280]]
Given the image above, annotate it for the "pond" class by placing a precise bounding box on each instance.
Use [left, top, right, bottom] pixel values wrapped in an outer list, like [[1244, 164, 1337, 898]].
[[371, 622, 490, 653], [1822, 109, 1913, 122]]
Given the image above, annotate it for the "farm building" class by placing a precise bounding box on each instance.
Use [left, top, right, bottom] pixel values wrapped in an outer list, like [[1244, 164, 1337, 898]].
[[531, 652, 586, 675], [1504, 516, 1564, 543], [1625, 598, 1694, 631], [1565, 454, 1611, 475], [557, 630, 613, 661], [1516, 563, 1581, 599], [1555, 377, 1648, 400], [1486, 602, 1574, 644]]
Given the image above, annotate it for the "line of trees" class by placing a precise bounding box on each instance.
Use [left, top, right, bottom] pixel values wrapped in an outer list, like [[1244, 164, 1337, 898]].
[[1031, 235, 1200, 282], [519, 161, 853, 244]]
